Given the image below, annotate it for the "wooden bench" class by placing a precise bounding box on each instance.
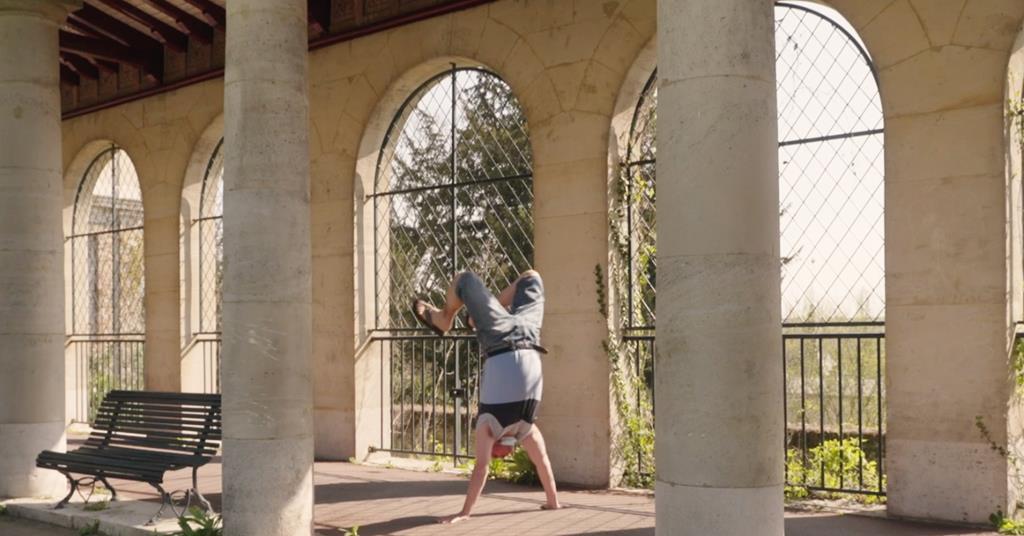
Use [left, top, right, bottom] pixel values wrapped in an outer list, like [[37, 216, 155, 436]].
[[36, 390, 221, 523]]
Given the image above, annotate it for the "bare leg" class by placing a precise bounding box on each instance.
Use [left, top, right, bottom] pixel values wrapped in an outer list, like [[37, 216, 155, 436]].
[[415, 273, 467, 333], [521, 427, 561, 510], [438, 423, 496, 524]]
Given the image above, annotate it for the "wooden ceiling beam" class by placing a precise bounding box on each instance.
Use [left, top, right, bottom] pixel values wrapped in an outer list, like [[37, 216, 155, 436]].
[[77, 4, 164, 54], [142, 0, 214, 43], [61, 52, 100, 79], [97, 59, 120, 73], [91, 0, 188, 53], [65, 17, 106, 39], [308, 0, 331, 34], [60, 63, 80, 86], [59, 30, 146, 67], [181, 0, 225, 28]]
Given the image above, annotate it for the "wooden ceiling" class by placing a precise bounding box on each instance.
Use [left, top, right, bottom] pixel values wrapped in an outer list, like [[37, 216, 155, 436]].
[[59, 0, 493, 118]]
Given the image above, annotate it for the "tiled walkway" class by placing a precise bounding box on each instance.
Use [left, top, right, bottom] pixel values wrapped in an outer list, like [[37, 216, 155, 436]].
[[78, 460, 995, 535]]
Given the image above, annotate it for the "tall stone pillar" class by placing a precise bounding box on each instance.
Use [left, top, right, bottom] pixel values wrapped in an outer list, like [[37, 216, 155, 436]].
[[221, 0, 313, 534], [655, 1, 783, 534], [0, 0, 78, 499]]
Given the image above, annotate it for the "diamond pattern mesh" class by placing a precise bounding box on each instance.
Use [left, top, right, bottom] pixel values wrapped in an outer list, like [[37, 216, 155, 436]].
[[620, 5, 885, 327], [776, 3, 885, 323], [70, 146, 146, 335], [198, 140, 224, 333], [374, 68, 534, 329]]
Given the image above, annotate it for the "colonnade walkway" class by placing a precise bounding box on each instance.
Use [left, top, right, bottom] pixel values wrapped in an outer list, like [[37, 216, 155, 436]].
[[3, 456, 1000, 536]]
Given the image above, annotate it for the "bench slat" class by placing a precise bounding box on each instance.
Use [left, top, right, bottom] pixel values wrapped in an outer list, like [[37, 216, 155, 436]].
[[92, 417, 221, 433], [36, 390, 221, 487], [87, 427, 223, 443], [101, 435, 219, 454]]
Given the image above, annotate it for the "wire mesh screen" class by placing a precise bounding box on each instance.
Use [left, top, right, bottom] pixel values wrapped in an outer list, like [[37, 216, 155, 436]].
[[71, 146, 145, 336], [612, 2, 887, 493], [197, 139, 224, 334], [373, 67, 534, 330], [69, 145, 146, 421], [371, 67, 534, 461], [776, 2, 885, 323]]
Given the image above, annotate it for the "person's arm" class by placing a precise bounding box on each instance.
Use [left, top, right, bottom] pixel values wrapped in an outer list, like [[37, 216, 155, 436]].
[[438, 425, 495, 524]]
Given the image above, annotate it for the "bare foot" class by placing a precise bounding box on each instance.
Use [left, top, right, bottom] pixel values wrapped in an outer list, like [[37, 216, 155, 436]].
[[412, 299, 446, 336], [541, 502, 563, 511], [438, 513, 471, 524]]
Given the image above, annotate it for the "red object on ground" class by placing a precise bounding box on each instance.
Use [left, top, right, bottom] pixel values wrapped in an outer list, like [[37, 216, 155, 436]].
[[491, 442, 514, 459]]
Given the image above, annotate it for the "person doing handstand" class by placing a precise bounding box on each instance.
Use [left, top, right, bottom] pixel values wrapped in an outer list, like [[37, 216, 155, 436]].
[[413, 270, 562, 524]]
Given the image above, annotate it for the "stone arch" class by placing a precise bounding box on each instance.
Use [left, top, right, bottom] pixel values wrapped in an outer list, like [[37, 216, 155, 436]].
[[606, 35, 658, 486], [63, 142, 147, 422], [353, 55, 499, 341], [180, 115, 224, 392]]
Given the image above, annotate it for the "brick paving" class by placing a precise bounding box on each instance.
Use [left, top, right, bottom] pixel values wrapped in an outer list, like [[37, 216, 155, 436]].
[[72, 459, 996, 535]]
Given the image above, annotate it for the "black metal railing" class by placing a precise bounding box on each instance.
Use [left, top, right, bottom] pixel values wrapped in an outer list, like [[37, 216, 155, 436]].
[[783, 322, 886, 496], [621, 329, 655, 485], [371, 331, 481, 462], [68, 335, 145, 423]]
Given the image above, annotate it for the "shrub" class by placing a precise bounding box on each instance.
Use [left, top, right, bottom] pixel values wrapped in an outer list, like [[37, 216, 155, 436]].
[[172, 507, 222, 536], [488, 447, 538, 485], [78, 521, 103, 536], [785, 438, 884, 504], [992, 509, 1024, 535]]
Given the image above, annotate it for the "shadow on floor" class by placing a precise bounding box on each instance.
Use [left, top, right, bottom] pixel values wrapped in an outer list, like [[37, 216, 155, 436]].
[[321, 509, 544, 536], [785, 514, 994, 536], [560, 514, 994, 536], [564, 529, 654, 536]]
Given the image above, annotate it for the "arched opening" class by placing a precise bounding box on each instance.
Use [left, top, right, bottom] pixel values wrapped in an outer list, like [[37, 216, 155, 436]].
[[610, 1, 886, 496], [776, 1, 886, 499], [368, 65, 534, 461], [182, 138, 224, 393], [67, 145, 145, 422]]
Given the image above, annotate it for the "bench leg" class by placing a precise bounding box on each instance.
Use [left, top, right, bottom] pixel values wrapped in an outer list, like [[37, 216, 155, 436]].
[[97, 476, 118, 502], [54, 473, 76, 510], [190, 467, 213, 512], [145, 483, 170, 526]]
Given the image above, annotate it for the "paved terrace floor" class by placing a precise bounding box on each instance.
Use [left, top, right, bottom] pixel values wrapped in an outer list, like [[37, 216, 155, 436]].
[[46, 459, 989, 536]]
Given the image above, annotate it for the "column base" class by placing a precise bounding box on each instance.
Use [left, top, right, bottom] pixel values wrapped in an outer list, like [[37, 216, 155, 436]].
[[887, 437, 1005, 524], [222, 436, 314, 535], [0, 421, 66, 498], [655, 481, 783, 536]]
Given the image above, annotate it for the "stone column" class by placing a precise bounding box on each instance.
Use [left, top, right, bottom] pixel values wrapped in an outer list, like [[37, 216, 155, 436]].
[[221, 0, 314, 534], [0, 0, 78, 499], [655, 1, 783, 534]]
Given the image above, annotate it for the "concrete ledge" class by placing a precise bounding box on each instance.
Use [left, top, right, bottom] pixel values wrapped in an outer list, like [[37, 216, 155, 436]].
[[2, 497, 182, 536]]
